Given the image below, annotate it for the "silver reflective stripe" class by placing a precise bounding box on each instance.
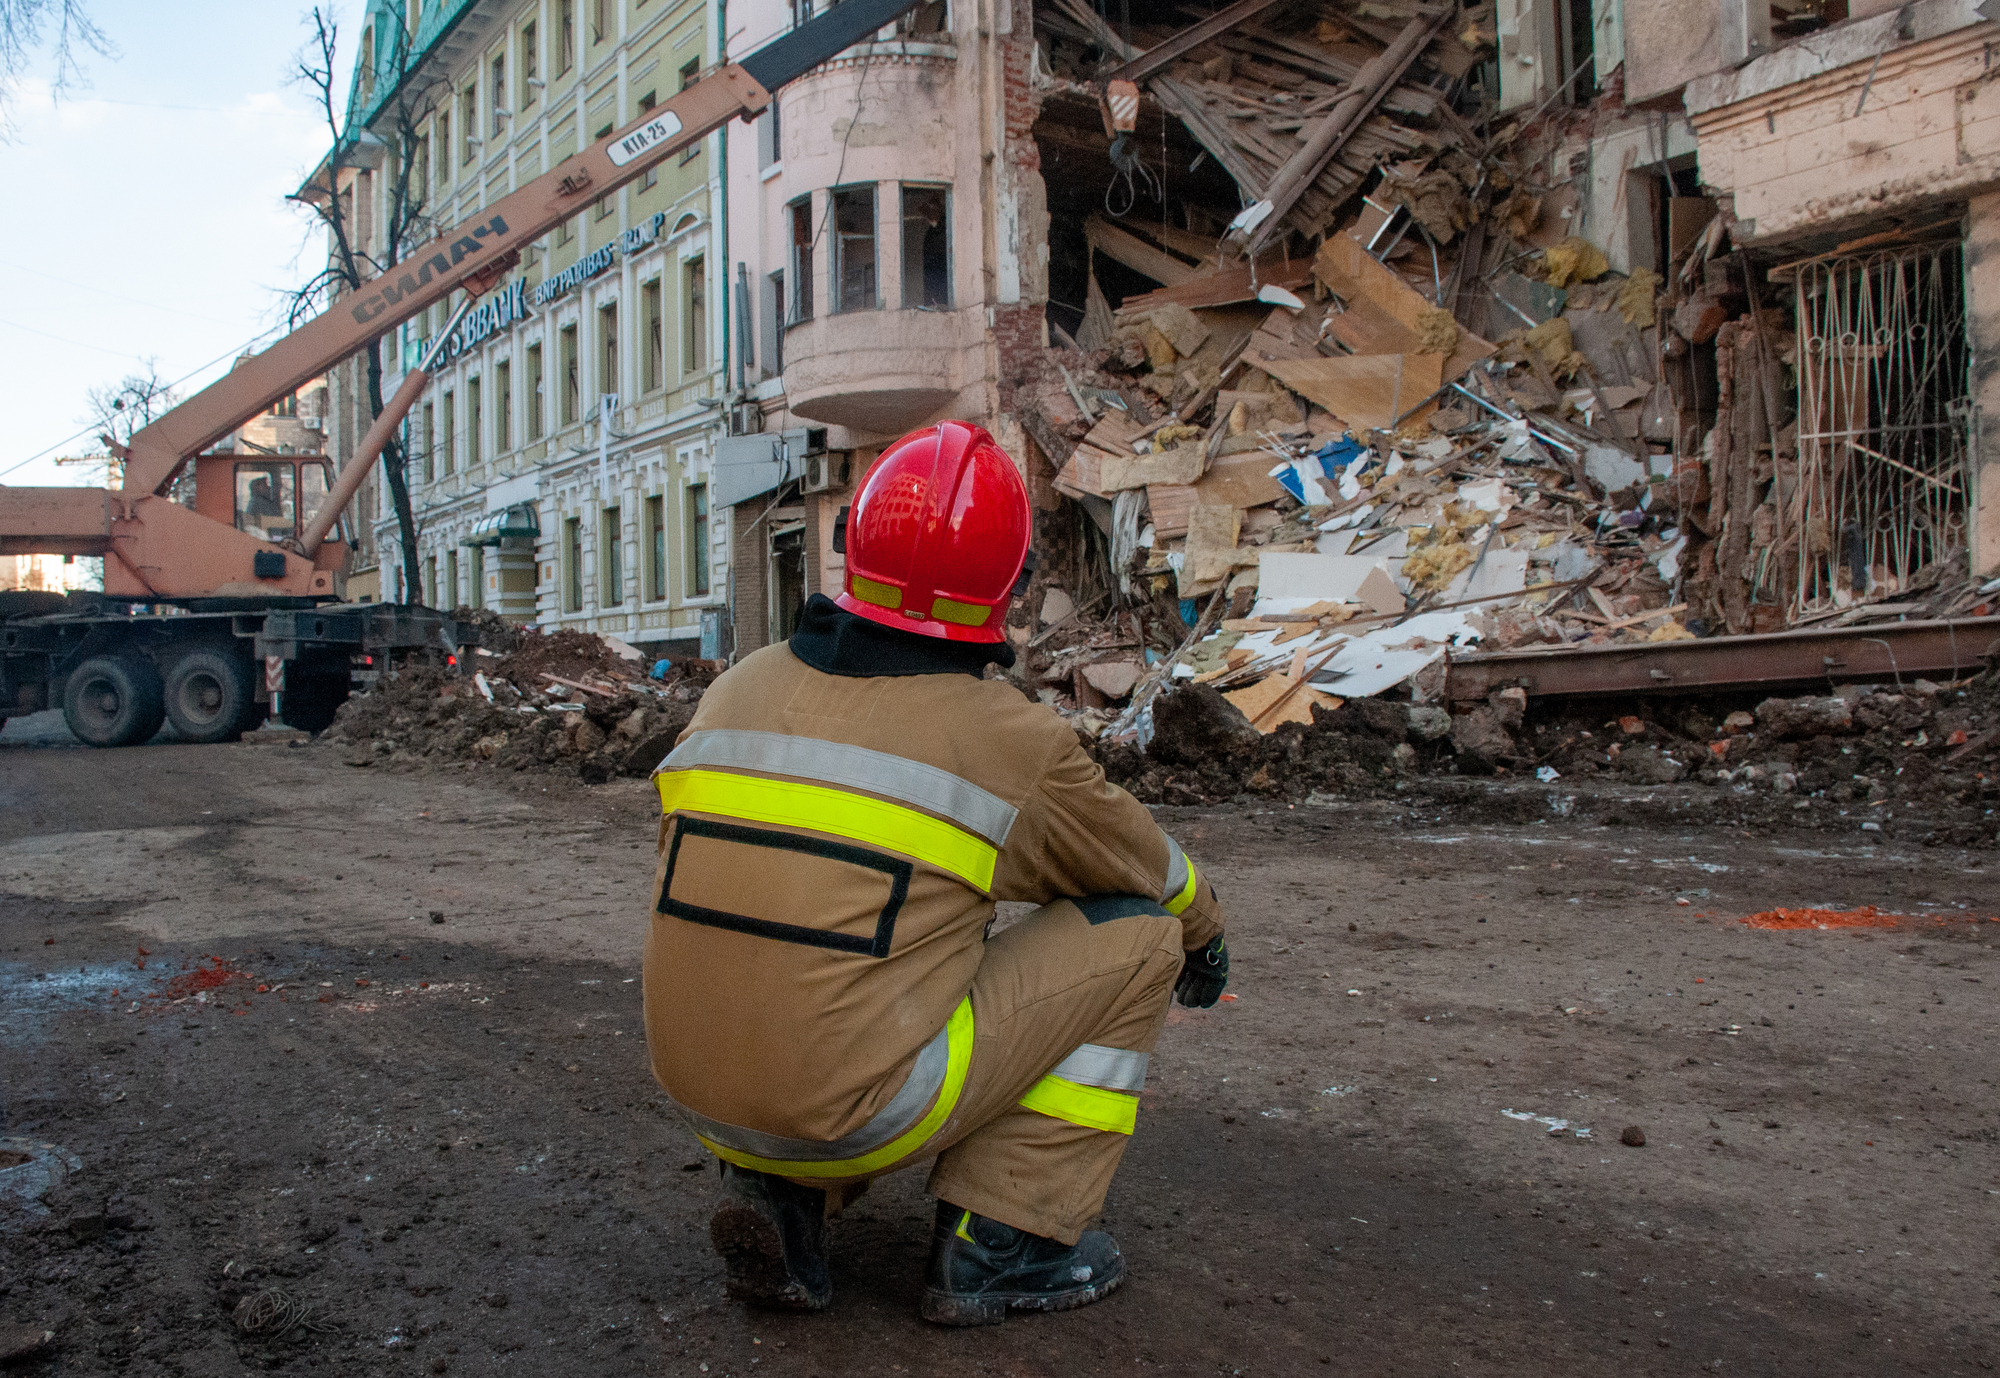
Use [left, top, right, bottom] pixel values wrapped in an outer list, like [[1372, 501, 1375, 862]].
[[667, 1020, 951, 1162], [1050, 1043, 1149, 1093], [662, 729, 1018, 846], [1161, 835, 1190, 904]]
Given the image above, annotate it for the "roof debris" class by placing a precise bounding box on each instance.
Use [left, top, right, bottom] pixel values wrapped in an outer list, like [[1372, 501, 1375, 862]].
[[1014, 0, 1996, 763]]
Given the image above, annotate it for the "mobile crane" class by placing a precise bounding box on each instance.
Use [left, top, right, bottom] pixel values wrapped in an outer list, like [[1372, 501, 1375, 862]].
[[0, 0, 927, 746]]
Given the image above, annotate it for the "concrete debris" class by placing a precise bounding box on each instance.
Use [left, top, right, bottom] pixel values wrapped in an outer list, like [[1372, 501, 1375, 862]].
[[324, 622, 714, 783]]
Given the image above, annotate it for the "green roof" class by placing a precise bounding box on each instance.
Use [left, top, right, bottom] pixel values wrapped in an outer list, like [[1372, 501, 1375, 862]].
[[338, 0, 481, 150]]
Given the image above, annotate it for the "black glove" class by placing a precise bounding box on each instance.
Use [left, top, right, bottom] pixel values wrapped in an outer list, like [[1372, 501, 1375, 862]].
[[1174, 935, 1228, 1008]]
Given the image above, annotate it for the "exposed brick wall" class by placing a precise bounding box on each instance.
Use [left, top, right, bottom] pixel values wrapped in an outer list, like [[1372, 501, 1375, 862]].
[[730, 504, 769, 657], [995, 25, 1049, 422]]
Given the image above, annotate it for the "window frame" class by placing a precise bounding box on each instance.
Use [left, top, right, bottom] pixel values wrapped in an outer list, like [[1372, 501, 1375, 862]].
[[466, 375, 482, 467], [525, 343, 544, 441], [685, 481, 710, 598], [645, 492, 666, 602], [683, 256, 707, 377], [460, 85, 477, 164], [559, 324, 579, 427], [900, 183, 952, 310], [830, 183, 877, 315], [563, 514, 584, 612], [787, 198, 814, 324], [641, 277, 663, 393], [601, 502, 623, 607], [598, 300, 619, 404], [495, 358, 513, 451]]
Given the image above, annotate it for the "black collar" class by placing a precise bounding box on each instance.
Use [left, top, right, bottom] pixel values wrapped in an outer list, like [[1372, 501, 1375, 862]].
[[788, 594, 1016, 679]]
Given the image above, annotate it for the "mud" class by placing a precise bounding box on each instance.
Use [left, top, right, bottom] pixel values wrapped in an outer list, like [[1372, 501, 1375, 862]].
[[4, 721, 1999, 1374]]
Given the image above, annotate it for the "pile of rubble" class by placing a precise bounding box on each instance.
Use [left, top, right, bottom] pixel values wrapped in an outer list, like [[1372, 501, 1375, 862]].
[[324, 618, 714, 782], [1096, 658, 2000, 844], [1012, 0, 1994, 751]]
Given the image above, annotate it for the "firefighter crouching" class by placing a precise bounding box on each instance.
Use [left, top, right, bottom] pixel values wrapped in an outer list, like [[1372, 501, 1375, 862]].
[[642, 421, 1229, 1325]]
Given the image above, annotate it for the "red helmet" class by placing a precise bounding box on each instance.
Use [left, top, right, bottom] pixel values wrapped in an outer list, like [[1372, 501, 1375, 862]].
[[834, 421, 1031, 644]]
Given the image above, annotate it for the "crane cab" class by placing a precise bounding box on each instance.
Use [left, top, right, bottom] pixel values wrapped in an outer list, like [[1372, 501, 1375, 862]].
[[186, 454, 351, 556]]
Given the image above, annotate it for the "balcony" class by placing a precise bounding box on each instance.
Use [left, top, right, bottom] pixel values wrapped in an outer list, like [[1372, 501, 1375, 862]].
[[781, 307, 965, 435]]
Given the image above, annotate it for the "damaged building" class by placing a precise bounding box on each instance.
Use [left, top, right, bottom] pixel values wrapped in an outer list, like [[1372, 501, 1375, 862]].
[[705, 0, 2000, 728]]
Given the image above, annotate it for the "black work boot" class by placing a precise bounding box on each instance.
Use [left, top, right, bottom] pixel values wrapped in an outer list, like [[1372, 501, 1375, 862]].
[[920, 1201, 1125, 1326], [709, 1163, 832, 1311]]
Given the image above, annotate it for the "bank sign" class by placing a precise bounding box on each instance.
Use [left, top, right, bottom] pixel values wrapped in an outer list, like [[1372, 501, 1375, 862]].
[[416, 211, 674, 365]]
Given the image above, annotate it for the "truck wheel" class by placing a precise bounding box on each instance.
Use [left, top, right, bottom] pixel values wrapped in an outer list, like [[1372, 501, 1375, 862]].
[[281, 672, 350, 735], [164, 650, 255, 744], [62, 656, 166, 748]]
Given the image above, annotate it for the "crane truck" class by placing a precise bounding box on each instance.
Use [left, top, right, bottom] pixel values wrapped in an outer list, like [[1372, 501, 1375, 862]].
[[0, 0, 928, 747]]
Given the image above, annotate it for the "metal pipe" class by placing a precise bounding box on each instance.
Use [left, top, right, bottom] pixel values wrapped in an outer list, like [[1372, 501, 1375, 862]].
[[297, 296, 474, 558], [1449, 382, 1580, 456]]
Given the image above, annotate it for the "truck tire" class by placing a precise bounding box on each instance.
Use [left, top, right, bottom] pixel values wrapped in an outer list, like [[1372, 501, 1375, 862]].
[[164, 649, 255, 744], [63, 656, 166, 748]]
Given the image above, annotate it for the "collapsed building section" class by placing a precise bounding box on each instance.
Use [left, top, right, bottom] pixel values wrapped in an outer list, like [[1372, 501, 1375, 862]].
[[1002, 0, 2000, 757]]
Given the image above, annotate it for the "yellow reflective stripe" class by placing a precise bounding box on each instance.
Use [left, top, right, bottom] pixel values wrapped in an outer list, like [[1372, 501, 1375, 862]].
[[657, 768, 998, 892], [1163, 857, 1200, 916], [1018, 1073, 1139, 1135], [700, 997, 976, 1178]]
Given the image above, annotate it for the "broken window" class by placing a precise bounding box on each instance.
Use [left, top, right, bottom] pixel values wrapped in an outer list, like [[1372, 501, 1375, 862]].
[[901, 185, 950, 310], [1783, 243, 1968, 616]]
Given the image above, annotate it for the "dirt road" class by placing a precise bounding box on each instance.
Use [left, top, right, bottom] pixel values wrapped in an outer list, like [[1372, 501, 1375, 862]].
[[3, 714, 1997, 1375]]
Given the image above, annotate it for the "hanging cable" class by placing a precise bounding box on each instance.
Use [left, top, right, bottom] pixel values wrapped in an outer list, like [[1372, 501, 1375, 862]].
[[1104, 134, 1161, 217]]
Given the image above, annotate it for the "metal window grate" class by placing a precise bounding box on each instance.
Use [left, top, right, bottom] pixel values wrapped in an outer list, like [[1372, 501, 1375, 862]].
[[1784, 243, 1968, 617]]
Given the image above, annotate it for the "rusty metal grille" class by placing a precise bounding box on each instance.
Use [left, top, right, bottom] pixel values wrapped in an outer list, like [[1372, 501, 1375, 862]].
[[1782, 243, 1968, 617]]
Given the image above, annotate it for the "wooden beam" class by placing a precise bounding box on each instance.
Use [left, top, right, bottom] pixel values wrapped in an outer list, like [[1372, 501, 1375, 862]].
[[1235, 8, 1449, 257], [1085, 214, 1203, 288], [1106, 0, 1293, 84]]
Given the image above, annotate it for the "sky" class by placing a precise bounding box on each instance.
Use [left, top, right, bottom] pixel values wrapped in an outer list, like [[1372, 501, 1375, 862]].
[[0, 0, 363, 487]]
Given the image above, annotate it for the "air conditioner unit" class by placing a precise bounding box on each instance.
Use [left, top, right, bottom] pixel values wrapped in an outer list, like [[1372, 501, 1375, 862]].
[[301, 417, 324, 431], [799, 451, 832, 494]]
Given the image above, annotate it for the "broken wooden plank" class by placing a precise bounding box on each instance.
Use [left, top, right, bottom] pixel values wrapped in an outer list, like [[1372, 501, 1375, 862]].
[[1257, 352, 1444, 431], [1106, 0, 1295, 83], [1117, 258, 1314, 313], [1102, 446, 1205, 491], [1238, 9, 1450, 257], [1087, 214, 1204, 287], [1313, 233, 1495, 379]]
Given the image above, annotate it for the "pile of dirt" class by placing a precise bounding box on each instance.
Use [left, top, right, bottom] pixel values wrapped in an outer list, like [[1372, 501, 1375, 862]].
[[1097, 685, 1445, 805], [1095, 661, 2000, 845], [325, 626, 715, 782]]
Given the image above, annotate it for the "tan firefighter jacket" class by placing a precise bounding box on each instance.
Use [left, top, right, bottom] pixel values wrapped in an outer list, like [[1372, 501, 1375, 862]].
[[642, 637, 1224, 1178]]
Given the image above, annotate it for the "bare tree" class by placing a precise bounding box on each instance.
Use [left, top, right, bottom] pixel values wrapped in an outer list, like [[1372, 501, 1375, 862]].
[[0, 0, 112, 133], [289, 7, 437, 606], [57, 360, 179, 489]]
